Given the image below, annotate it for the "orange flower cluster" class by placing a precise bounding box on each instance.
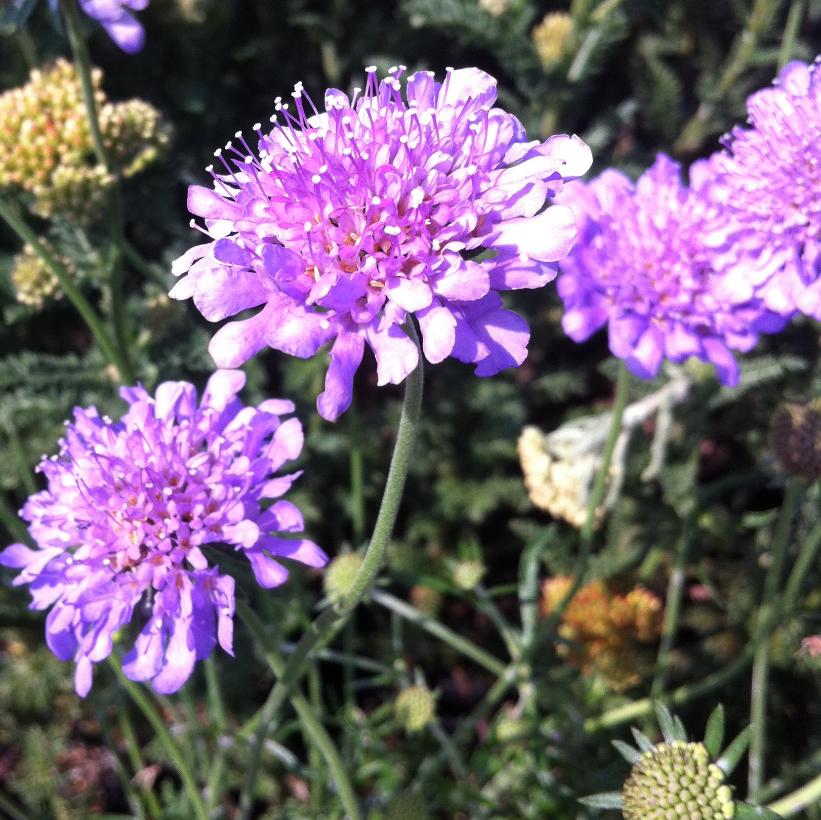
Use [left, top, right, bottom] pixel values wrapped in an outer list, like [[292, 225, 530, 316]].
[[542, 577, 663, 690]]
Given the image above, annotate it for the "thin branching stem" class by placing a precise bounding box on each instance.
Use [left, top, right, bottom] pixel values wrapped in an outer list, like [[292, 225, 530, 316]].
[[237, 323, 423, 820], [749, 479, 804, 801], [544, 362, 631, 633], [109, 659, 209, 820]]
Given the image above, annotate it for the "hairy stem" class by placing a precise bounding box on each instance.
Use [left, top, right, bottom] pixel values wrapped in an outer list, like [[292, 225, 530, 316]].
[[237, 323, 423, 820]]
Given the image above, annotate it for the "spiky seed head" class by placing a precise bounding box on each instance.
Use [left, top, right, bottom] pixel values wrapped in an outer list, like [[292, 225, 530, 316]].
[[622, 741, 734, 819], [394, 685, 435, 733]]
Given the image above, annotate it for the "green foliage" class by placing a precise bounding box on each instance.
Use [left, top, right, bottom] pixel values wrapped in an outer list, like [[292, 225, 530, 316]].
[[0, 0, 818, 817]]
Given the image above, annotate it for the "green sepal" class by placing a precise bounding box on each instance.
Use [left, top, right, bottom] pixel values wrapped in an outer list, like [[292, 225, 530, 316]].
[[630, 727, 655, 753], [704, 704, 726, 758], [735, 802, 783, 819], [579, 792, 625, 810], [655, 702, 685, 742], [612, 739, 643, 765], [717, 726, 752, 776]]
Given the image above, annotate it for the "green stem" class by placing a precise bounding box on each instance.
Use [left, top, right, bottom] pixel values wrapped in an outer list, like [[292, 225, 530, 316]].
[[62, 0, 108, 168], [109, 659, 208, 820], [588, 488, 812, 735], [203, 656, 227, 813], [0, 790, 30, 820], [777, 0, 806, 70], [749, 479, 804, 802], [651, 518, 692, 698], [0, 493, 32, 545], [0, 195, 131, 380], [371, 588, 506, 677], [544, 362, 631, 632], [585, 650, 752, 732], [674, 0, 784, 153], [122, 239, 170, 287], [117, 708, 163, 819], [238, 603, 361, 820], [767, 771, 821, 817], [4, 420, 37, 496], [62, 0, 135, 383], [238, 325, 423, 820]]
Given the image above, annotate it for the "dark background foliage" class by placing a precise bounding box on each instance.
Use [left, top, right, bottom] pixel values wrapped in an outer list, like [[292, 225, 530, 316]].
[[0, 0, 819, 817]]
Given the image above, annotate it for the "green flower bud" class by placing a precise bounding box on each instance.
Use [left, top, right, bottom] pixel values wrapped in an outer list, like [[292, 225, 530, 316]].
[[623, 741, 735, 819], [323, 552, 363, 605], [394, 685, 435, 733], [451, 558, 486, 591]]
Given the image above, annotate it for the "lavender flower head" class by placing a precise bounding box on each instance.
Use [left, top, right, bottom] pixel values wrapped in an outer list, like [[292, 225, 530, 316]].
[[0, 370, 326, 696], [705, 59, 821, 319], [171, 66, 592, 420], [556, 154, 785, 385]]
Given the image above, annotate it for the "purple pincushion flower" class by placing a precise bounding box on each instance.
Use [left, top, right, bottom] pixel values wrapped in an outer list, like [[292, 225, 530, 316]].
[[555, 154, 786, 385], [0, 370, 326, 696], [171, 66, 592, 420], [704, 59, 821, 319]]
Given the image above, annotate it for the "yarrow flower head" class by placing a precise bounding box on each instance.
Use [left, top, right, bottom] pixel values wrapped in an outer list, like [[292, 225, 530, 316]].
[[172, 66, 592, 420], [555, 154, 786, 386], [705, 59, 821, 319], [0, 370, 326, 696]]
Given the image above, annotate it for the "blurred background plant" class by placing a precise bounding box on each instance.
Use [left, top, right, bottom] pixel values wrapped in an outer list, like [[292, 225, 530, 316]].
[[0, 0, 819, 817]]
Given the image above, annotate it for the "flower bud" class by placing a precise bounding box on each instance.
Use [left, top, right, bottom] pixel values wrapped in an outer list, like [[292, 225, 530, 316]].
[[623, 741, 734, 819], [323, 552, 363, 606], [451, 558, 486, 591], [394, 685, 435, 733]]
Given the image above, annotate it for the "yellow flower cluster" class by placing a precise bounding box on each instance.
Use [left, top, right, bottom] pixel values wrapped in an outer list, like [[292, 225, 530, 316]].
[[0, 59, 168, 222], [532, 12, 574, 69], [10, 242, 76, 308], [542, 576, 662, 690]]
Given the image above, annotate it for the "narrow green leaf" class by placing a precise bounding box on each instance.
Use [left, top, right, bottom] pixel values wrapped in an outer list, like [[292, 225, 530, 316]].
[[579, 792, 625, 810], [672, 715, 688, 742], [630, 727, 655, 753], [612, 739, 643, 765], [717, 726, 752, 776], [735, 802, 783, 819], [704, 704, 725, 758]]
